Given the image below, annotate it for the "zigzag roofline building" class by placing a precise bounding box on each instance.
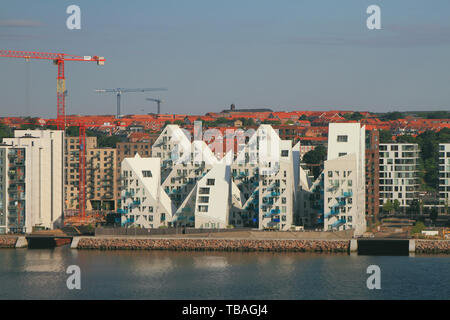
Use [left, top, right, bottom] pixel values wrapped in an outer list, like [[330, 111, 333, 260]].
[[119, 123, 367, 235]]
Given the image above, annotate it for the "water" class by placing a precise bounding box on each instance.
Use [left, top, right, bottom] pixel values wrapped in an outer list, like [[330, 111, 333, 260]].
[[0, 247, 449, 299]]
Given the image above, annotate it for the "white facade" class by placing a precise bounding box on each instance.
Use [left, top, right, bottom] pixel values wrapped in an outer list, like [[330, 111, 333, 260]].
[[379, 143, 419, 209], [1, 130, 64, 232], [120, 154, 175, 228], [121, 124, 301, 230], [323, 123, 366, 236], [439, 143, 450, 213]]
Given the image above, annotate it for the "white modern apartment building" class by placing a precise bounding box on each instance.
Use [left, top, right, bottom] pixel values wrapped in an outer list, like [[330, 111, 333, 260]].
[[120, 124, 301, 230], [119, 155, 174, 228], [0, 130, 64, 233], [231, 125, 297, 230], [379, 143, 419, 211], [439, 143, 450, 213], [323, 123, 366, 235]]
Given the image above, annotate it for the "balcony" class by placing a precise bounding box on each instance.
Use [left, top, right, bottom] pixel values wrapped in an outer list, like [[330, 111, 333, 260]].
[[343, 191, 353, 197], [324, 209, 339, 219], [331, 218, 346, 228]]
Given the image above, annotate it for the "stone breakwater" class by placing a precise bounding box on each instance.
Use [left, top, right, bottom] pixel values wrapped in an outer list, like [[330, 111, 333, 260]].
[[77, 238, 350, 252], [0, 237, 17, 248], [416, 240, 450, 254]]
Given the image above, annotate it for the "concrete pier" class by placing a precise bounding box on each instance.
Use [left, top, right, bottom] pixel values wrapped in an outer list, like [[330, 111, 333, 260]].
[[409, 239, 415, 253], [350, 239, 358, 252], [15, 237, 28, 248], [71, 237, 81, 249]]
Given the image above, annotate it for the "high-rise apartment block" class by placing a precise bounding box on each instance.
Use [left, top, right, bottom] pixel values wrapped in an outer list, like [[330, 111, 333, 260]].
[[65, 136, 117, 212], [1, 130, 64, 233], [379, 143, 420, 211], [439, 143, 450, 214], [323, 123, 366, 235]]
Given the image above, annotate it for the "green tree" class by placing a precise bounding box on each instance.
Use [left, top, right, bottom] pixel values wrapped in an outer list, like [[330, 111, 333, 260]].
[[393, 199, 400, 213], [20, 117, 41, 130], [395, 135, 416, 143], [408, 199, 421, 216], [65, 126, 80, 137], [379, 130, 392, 143], [381, 111, 404, 121], [382, 199, 394, 215], [430, 207, 438, 221], [97, 135, 123, 148], [299, 114, 308, 121], [343, 112, 364, 121], [425, 111, 450, 119], [302, 145, 327, 179], [0, 123, 13, 140], [411, 221, 425, 234]]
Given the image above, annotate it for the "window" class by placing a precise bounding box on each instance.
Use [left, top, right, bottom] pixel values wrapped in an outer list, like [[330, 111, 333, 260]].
[[206, 179, 215, 186], [142, 170, 152, 177], [198, 205, 208, 212], [199, 187, 210, 194], [281, 150, 289, 157], [199, 196, 209, 203], [338, 152, 347, 157], [337, 135, 348, 142]]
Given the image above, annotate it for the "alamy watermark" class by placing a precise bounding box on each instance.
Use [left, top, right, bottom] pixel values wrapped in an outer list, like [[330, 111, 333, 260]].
[[66, 265, 81, 290], [366, 265, 381, 290], [66, 5, 81, 30], [367, 5, 381, 30]]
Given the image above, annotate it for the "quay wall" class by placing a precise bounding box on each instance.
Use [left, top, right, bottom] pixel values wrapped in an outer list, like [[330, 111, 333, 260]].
[[415, 240, 450, 254], [76, 237, 350, 252], [0, 236, 18, 248]]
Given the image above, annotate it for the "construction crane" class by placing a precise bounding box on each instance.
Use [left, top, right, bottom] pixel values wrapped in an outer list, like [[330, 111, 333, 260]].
[[146, 98, 163, 114], [95, 88, 167, 118], [0, 50, 105, 130]]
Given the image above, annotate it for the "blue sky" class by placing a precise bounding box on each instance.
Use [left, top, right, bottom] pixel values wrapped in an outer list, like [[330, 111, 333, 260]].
[[1, 0, 450, 117]]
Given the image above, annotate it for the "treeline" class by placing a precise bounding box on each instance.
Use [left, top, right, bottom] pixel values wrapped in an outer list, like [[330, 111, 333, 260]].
[[65, 126, 126, 148]]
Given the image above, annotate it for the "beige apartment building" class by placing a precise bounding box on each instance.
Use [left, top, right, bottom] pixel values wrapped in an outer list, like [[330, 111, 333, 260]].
[[65, 136, 117, 212]]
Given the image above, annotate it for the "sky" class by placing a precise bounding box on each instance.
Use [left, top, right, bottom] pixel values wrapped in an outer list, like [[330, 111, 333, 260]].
[[0, 0, 450, 117]]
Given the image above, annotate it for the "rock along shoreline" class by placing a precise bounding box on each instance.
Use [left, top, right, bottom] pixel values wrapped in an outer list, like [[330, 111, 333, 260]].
[[415, 240, 450, 254], [76, 238, 350, 253], [0, 236, 18, 248]]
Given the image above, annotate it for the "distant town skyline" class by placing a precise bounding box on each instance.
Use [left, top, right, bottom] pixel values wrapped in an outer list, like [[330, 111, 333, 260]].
[[1, 0, 450, 117]]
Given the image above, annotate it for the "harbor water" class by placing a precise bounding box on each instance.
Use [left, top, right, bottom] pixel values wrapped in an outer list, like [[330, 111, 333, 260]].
[[0, 246, 449, 299]]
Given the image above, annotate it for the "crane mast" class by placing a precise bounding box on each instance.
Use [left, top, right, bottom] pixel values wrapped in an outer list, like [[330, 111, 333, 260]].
[[96, 88, 167, 118], [0, 50, 105, 129]]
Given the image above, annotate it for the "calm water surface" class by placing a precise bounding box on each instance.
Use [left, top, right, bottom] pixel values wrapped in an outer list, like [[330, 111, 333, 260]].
[[0, 247, 449, 299]]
